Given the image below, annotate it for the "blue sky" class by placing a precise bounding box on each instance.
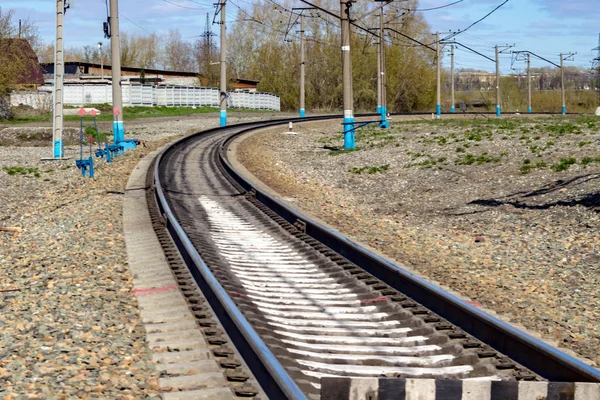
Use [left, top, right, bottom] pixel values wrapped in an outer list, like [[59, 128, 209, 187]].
[[1, 0, 599, 73]]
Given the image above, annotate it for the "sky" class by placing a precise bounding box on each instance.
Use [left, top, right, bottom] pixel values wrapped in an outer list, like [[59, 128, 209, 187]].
[[1, 0, 599, 74]]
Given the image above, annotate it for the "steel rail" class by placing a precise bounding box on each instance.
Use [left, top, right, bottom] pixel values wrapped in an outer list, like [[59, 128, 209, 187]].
[[154, 115, 600, 400]]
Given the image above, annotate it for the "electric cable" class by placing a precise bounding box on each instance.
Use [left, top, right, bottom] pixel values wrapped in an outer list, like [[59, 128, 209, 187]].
[[443, 0, 509, 41]]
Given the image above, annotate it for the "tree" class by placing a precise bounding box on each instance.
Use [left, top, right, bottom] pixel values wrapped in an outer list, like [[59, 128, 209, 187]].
[[163, 29, 194, 71], [0, 8, 43, 119]]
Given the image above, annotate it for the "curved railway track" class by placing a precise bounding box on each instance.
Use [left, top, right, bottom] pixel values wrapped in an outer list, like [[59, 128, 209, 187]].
[[150, 116, 600, 399]]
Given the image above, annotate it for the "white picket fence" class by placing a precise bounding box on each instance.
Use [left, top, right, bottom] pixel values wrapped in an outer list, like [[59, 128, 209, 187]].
[[60, 84, 280, 111]]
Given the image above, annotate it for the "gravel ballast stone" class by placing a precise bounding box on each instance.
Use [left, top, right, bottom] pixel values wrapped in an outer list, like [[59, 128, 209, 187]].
[[0, 116, 252, 398]]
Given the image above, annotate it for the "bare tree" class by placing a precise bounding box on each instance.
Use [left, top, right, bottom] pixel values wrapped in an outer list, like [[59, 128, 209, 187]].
[[163, 29, 194, 72]]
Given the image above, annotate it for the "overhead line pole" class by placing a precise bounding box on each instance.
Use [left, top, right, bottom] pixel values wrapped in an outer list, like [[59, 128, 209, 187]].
[[495, 44, 514, 117], [219, 0, 227, 126], [377, 34, 381, 114], [52, 0, 66, 159], [436, 32, 441, 118], [495, 45, 500, 117], [527, 52, 531, 113], [299, 13, 306, 117], [560, 52, 576, 115], [341, 0, 354, 150], [110, 0, 125, 144], [450, 44, 455, 113], [379, 10, 388, 128]]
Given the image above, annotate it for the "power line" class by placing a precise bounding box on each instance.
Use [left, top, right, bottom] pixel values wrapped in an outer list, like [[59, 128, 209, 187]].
[[443, 0, 509, 41], [158, 0, 211, 11], [405, 0, 465, 12]]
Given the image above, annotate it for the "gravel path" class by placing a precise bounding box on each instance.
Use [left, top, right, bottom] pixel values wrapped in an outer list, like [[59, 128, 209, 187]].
[[0, 115, 268, 398], [236, 115, 600, 368]]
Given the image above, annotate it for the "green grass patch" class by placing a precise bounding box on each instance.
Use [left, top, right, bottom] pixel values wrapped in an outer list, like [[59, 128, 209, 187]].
[[455, 152, 501, 166], [581, 157, 600, 166], [348, 164, 389, 174], [328, 148, 359, 156], [3, 166, 41, 177], [551, 157, 577, 172], [1, 105, 268, 125]]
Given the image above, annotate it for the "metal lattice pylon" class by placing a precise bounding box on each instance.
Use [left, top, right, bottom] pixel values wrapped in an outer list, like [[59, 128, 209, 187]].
[[593, 33, 600, 106]]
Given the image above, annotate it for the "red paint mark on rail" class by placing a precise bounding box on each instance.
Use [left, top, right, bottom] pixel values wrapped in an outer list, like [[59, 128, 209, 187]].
[[360, 296, 389, 304], [134, 285, 178, 296]]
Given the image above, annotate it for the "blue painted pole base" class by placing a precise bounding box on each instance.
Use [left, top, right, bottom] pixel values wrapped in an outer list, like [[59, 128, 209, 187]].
[[220, 110, 227, 127], [379, 106, 389, 129], [528, 107, 532, 114], [53, 140, 63, 158], [436, 104, 441, 118], [562, 106, 566, 115], [113, 120, 124, 144], [451, 106, 455, 114], [343, 117, 355, 150], [496, 105, 501, 118], [300, 108, 305, 118], [377, 106, 382, 114]]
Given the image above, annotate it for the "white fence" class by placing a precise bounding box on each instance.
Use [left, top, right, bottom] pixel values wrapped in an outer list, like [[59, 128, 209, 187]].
[[13, 84, 280, 111]]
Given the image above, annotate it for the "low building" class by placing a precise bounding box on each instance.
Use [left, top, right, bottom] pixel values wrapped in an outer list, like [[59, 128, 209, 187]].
[[40, 62, 259, 91]]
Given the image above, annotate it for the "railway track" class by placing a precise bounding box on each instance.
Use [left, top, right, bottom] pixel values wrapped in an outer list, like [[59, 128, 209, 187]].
[[150, 116, 600, 399]]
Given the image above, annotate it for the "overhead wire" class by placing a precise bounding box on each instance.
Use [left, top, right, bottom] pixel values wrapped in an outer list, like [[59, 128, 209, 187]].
[[443, 0, 509, 41], [158, 0, 212, 11]]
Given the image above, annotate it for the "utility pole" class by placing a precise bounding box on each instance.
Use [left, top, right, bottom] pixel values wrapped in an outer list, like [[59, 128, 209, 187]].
[[379, 10, 388, 128], [219, 1, 227, 126], [450, 44, 455, 113], [52, 0, 66, 158], [110, 0, 124, 144], [98, 42, 104, 80], [495, 45, 500, 117], [341, 0, 354, 149], [527, 52, 531, 113], [495, 44, 514, 117], [376, 35, 381, 114], [436, 31, 441, 118], [560, 52, 576, 115], [299, 14, 306, 118]]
